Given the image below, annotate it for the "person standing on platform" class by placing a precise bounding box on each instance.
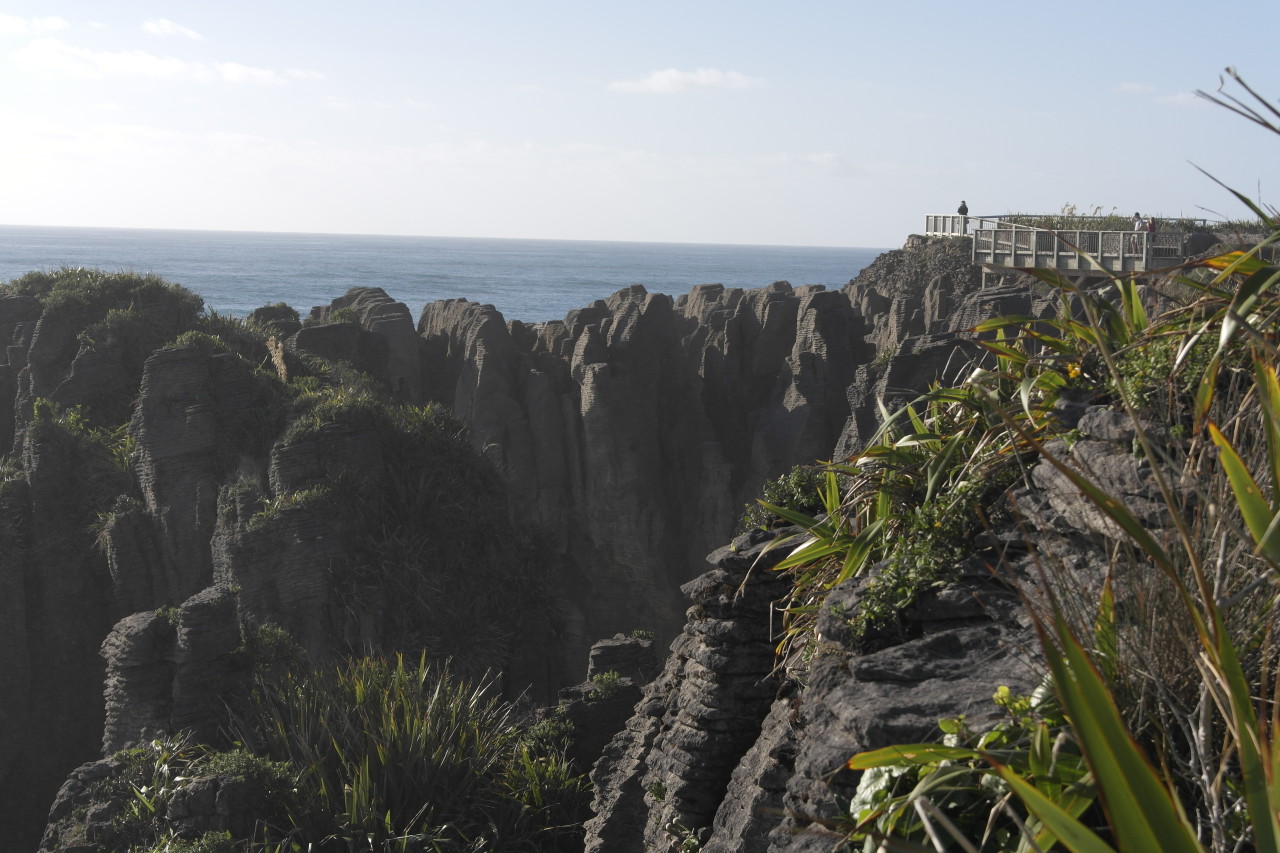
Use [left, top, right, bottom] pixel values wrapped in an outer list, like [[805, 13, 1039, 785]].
[[957, 200, 969, 234]]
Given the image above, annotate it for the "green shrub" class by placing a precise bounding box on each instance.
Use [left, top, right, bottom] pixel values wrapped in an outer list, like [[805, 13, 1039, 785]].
[[5, 268, 205, 425], [232, 653, 589, 851], [587, 670, 622, 700], [239, 622, 306, 676], [276, 375, 556, 675], [301, 305, 359, 327], [523, 706, 575, 754], [822, 69, 1280, 853], [740, 463, 826, 532], [139, 831, 237, 853]]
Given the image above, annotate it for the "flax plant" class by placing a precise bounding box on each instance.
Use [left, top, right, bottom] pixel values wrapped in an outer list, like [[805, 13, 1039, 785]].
[[830, 70, 1280, 853], [231, 654, 588, 852]]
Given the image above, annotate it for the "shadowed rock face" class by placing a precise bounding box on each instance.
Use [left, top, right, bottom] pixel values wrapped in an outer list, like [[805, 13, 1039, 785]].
[[11, 238, 1040, 847], [582, 399, 1171, 851], [0, 282, 558, 847], [413, 238, 997, 664]]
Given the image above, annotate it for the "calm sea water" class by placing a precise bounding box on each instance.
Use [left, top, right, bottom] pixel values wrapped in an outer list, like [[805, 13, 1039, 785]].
[[0, 225, 886, 324]]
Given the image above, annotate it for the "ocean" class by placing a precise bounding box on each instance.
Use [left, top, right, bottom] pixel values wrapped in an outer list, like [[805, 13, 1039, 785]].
[[0, 225, 887, 325]]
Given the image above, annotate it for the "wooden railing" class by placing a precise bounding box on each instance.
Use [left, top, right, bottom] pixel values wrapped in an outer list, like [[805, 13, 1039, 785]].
[[923, 215, 1191, 274], [923, 214, 1002, 236]]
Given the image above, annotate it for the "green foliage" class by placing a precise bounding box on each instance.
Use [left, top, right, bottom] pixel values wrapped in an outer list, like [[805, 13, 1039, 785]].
[[851, 484, 985, 644], [195, 310, 273, 363], [137, 830, 237, 853], [831, 69, 1280, 853], [587, 670, 622, 700], [246, 484, 333, 532], [155, 606, 180, 628], [273, 370, 556, 674], [164, 329, 232, 356], [523, 707, 575, 755], [301, 305, 360, 327], [630, 628, 655, 640], [26, 398, 137, 510], [231, 653, 589, 851], [5, 268, 205, 426], [2, 265, 196, 310], [740, 463, 826, 532], [765, 377, 1032, 660], [239, 622, 306, 676], [73, 733, 298, 853], [844, 686, 1097, 851], [328, 306, 360, 325]]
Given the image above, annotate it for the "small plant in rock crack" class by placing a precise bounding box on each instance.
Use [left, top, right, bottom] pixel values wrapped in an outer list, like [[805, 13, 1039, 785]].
[[587, 670, 623, 700]]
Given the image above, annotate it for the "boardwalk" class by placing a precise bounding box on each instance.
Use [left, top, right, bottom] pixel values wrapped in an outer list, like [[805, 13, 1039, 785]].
[[924, 214, 1193, 275]]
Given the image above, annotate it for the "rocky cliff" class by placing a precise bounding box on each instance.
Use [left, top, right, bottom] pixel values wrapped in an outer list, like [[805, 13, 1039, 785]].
[[413, 236, 1047, 662], [0, 274, 563, 848], [10, 234, 1060, 848]]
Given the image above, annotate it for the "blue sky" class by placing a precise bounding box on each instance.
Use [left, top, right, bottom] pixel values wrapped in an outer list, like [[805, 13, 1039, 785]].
[[1, 1, 1277, 247]]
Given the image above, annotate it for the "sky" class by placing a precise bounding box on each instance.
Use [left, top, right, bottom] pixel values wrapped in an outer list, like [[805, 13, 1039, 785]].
[[1, 1, 1278, 248]]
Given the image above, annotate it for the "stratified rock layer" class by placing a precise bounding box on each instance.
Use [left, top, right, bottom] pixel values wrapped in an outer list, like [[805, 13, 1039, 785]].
[[13, 236, 1065, 848], [415, 237, 1002, 664]]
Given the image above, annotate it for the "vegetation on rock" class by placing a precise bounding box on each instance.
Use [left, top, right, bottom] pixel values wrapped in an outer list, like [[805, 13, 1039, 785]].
[[767, 69, 1280, 852]]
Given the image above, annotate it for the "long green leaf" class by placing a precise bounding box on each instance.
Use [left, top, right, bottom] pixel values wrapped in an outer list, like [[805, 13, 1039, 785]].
[[847, 743, 981, 769], [835, 518, 885, 584], [1092, 574, 1118, 684], [1193, 353, 1222, 433], [1042, 614, 1202, 853], [1254, 355, 1280, 507], [974, 315, 1045, 332], [1221, 265, 1280, 349], [990, 762, 1116, 853], [1116, 278, 1149, 336], [1206, 604, 1280, 852], [1208, 422, 1280, 564]]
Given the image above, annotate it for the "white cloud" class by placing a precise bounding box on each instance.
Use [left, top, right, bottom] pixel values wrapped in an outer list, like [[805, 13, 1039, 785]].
[[1158, 91, 1204, 108], [610, 67, 759, 94], [0, 14, 69, 35], [143, 18, 204, 40], [218, 62, 284, 84], [11, 38, 322, 85], [1116, 82, 1156, 94], [10, 38, 193, 79]]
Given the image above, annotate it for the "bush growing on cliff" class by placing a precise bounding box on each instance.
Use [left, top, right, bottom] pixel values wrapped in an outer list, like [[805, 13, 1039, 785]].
[[3, 266, 203, 323], [5, 268, 205, 426], [274, 371, 557, 675], [812, 68, 1280, 853], [232, 653, 589, 851], [740, 463, 826, 533], [57, 733, 300, 853]]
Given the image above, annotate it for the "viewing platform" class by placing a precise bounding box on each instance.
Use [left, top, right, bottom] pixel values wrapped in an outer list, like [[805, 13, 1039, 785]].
[[924, 214, 1206, 276]]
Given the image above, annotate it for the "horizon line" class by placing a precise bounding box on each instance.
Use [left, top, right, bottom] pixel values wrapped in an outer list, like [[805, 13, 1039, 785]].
[[0, 222, 892, 253]]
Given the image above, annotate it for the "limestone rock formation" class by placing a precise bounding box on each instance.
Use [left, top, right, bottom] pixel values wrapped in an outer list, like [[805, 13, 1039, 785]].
[[0, 275, 565, 848], [100, 586, 243, 754], [582, 395, 1174, 851], [15, 235, 1063, 847], [414, 237, 994, 665], [583, 529, 792, 852]]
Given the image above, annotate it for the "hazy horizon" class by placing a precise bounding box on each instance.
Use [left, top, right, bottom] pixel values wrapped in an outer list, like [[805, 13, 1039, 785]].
[[0, 220, 891, 252]]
